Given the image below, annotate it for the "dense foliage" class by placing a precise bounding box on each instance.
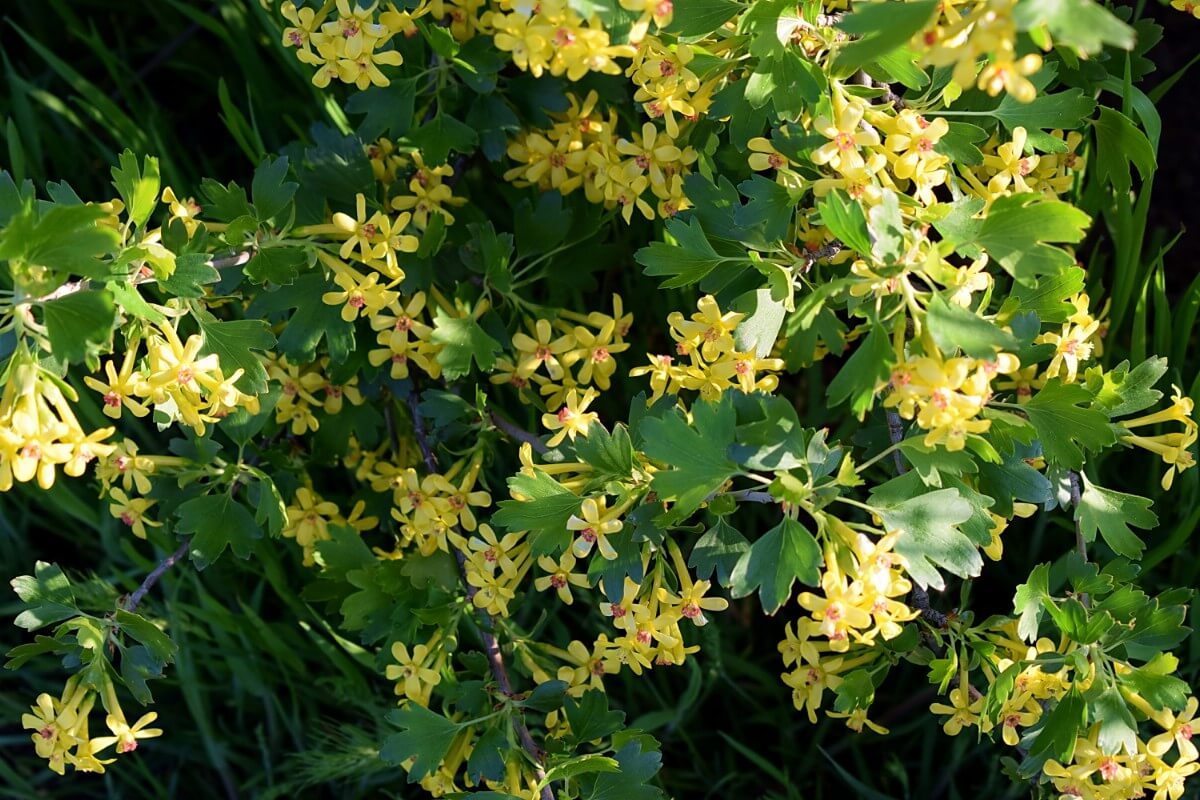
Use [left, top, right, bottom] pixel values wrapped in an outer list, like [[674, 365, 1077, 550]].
[[2, 0, 1200, 798]]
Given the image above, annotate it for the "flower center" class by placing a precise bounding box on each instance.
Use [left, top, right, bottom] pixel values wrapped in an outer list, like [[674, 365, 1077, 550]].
[[592, 347, 610, 362], [681, 602, 701, 619], [120, 512, 135, 526], [550, 574, 567, 588], [580, 527, 597, 543], [835, 132, 856, 152], [177, 366, 193, 384], [104, 391, 122, 408]]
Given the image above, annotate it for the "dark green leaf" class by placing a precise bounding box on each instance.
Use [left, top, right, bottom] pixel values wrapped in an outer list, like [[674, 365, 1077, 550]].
[[175, 491, 263, 569], [729, 517, 822, 613]]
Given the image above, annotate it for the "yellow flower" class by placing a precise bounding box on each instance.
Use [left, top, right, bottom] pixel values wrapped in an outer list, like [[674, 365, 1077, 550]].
[[567, 496, 623, 560], [929, 683, 983, 736], [84, 348, 150, 419], [512, 319, 576, 381], [747, 137, 791, 172], [108, 489, 161, 539], [535, 553, 590, 603], [386, 640, 442, 702], [160, 187, 202, 236], [541, 388, 599, 447]]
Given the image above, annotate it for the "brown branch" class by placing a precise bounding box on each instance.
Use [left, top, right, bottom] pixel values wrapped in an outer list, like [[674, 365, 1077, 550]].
[[124, 539, 191, 613], [408, 388, 554, 800], [489, 409, 548, 455], [885, 409, 909, 475]]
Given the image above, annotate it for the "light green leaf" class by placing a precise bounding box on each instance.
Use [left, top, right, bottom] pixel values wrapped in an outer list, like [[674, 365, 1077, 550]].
[[1012, 0, 1135, 54], [42, 288, 115, 365], [665, 0, 741, 37], [816, 190, 872, 257], [11, 561, 77, 631], [636, 217, 725, 288], [835, 0, 940, 72], [875, 487, 980, 591], [926, 293, 1019, 360], [826, 324, 894, 417], [1023, 380, 1116, 469], [493, 471, 581, 555], [975, 194, 1090, 286], [110, 149, 160, 230]]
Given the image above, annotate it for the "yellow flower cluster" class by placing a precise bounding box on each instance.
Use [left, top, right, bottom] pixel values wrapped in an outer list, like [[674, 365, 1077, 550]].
[[282, 485, 378, 566], [779, 618, 888, 731], [0, 352, 113, 492], [450, 524, 530, 617], [21, 677, 162, 776], [915, 0, 1043, 103], [1172, 0, 1200, 18], [504, 92, 695, 221], [798, 529, 918, 651], [627, 37, 720, 138], [85, 320, 261, 436], [928, 622, 1200, 800], [485, 0, 634, 81], [1119, 384, 1198, 491], [492, 293, 632, 414], [959, 127, 1086, 208], [367, 292, 444, 381], [375, 451, 492, 553], [266, 354, 364, 435], [886, 348, 1021, 452], [630, 294, 784, 402], [281, 0, 414, 90]]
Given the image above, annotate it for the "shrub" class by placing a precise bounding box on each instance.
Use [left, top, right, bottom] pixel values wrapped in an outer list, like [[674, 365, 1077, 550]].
[[2, 1, 1198, 798]]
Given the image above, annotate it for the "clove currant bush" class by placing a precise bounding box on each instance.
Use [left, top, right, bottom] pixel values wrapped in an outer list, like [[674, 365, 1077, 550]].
[[2, 0, 1200, 798]]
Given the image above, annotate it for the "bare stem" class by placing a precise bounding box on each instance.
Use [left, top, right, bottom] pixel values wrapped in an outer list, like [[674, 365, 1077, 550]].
[[489, 410, 548, 455], [124, 539, 191, 613], [885, 410, 908, 475]]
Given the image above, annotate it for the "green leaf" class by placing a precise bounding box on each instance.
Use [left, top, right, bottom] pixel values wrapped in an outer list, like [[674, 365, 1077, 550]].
[[735, 176, 799, 244], [199, 177, 253, 222], [816, 190, 872, 256], [244, 247, 307, 286], [542, 754, 621, 787], [430, 308, 503, 380], [574, 423, 637, 485], [641, 394, 738, 522], [114, 609, 177, 665], [247, 273, 355, 363], [1012, 0, 1135, 53], [826, 324, 894, 417], [4, 635, 67, 670], [381, 704, 461, 781], [926, 293, 1019, 360], [110, 149, 160, 230], [636, 217, 725, 288], [580, 740, 664, 800], [867, 189, 904, 264], [1008, 266, 1086, 323], [1013, 562, 1051, 641], [467, 725, 509, 783], [731, 287, 786, 358], [665, 0, 740, 36], [407, 113, 478, 165], [729, 517, 822, 614], [1075, 474, 1157, 560], [689, 517, 752, 586], [898, 438, 978, 488], [1119, 653, 1190, 712], [175, 491, 263, 569], [493, 471, 581, 555], [159, 253, 221, 298], [251, 156, 298, 222], [11, 561, 76, 631], [565, 690, 626, 746], [1023, 380, 1117, 469], [1093, 685, 1138, 756], [194, 310, 276, 394], [835, 0, 940, 72], [1029, 686, 1086, 762], [992, 88, 1097, 136], [1093, 107, 1156, 197], [42, 288, 115, 364], [874, 487, 980, 591], [974, 194, 1090, 286], [1087, 357, 1167, 418], [14, 204, 121, 278], [345, 78, 418, 141]]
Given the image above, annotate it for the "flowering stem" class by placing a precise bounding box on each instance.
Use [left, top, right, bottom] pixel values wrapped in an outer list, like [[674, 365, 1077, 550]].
[[408, 386, 554, 800], [124, 539, 191, 613]]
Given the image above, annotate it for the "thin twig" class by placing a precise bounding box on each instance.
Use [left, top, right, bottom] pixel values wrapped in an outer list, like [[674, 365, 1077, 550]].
[[408, 388, 554, 800], [489, 410, 548, 455], [885, 410, 908, 475], [124, 539, 191, 613]]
